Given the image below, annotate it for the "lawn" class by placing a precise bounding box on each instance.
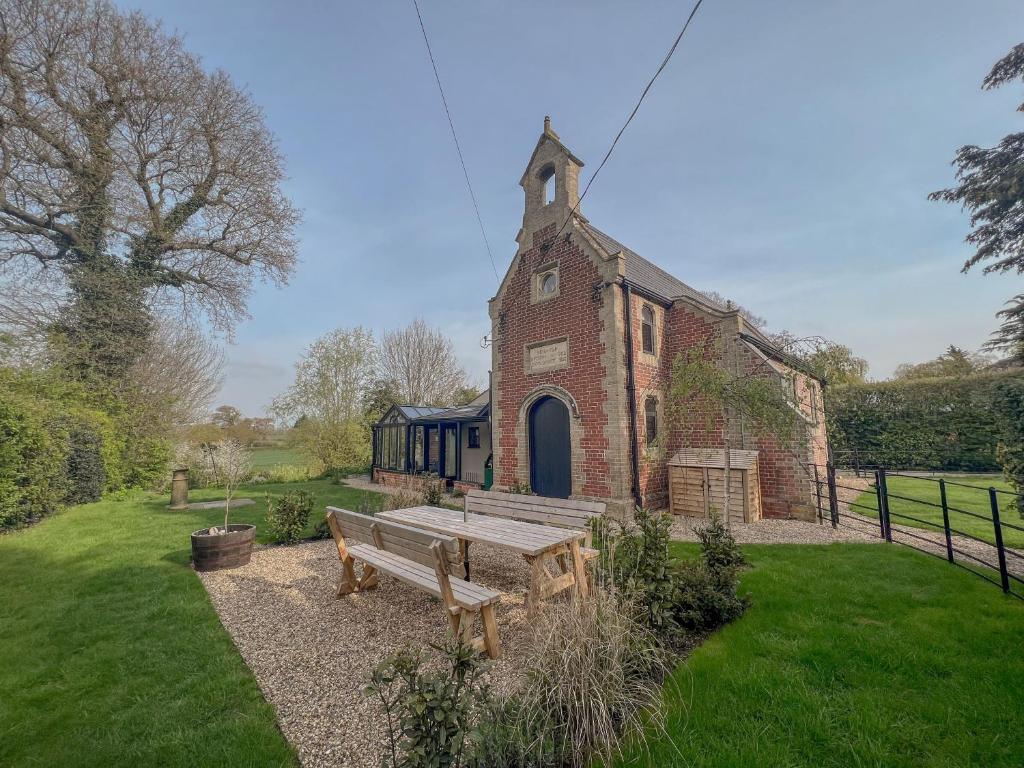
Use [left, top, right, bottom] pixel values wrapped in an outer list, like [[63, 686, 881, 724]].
[[4, 488, 1024, 767], [0, 479, 380, 767], [853, 474, 1024, 548], [619, 542, 1024, 767]]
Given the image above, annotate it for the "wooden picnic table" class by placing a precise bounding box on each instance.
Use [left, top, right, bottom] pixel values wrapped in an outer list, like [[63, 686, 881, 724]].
[[377, 505, 589, 615]]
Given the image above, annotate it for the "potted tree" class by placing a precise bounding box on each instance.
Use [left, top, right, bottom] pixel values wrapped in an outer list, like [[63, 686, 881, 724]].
[[190, 439, 256, 571]]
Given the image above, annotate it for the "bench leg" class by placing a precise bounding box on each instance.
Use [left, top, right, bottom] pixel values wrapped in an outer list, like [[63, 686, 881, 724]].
[[526, 555, 545, 618], [357, 564, 379, 591], [480, 604, 501, 660], [446, 607, 460, 636], [460, 609, 477, 645], [555, 551, 570, 574], [570, 540, 589, 600], [336, 555, 358, 597]]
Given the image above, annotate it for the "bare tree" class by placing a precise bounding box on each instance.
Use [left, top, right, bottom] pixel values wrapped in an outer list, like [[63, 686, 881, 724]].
[[0, 0, 299, 378], [129, 318, 224, 425], [379, 318, 467, 406], [698, 290, 766, 330]]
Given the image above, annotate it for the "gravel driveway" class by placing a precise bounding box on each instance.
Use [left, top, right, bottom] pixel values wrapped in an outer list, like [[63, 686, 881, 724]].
[[198, 540, 536, 768]]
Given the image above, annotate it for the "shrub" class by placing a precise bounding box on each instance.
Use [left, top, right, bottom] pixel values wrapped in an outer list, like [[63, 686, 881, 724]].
[[250, 463, 315, 484], [358, 491, 384, 515], [423, 478, 444, 507], [671, 559, 748, 633], [63, 422, 106, 505], [594, 510, 748, 647], [0, 392, 65, 529], [992, 376, 1024, 517], [121, 433, 171, 489], [827, 371, 1024, 471], [509, 480, 532, 495], [596, 508, 677, 638], [312, 518, 331, 540], [508, 593, 670, 768], [695, 514, 746, 573], [367, 636, 491, 768], [266, 490, 313, 544], [381, 490, 421, 513], [673, 516, 749, 633]]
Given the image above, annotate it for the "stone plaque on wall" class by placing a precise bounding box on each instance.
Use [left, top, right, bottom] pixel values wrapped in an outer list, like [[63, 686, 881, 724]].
[[527, 338, 569, 373]]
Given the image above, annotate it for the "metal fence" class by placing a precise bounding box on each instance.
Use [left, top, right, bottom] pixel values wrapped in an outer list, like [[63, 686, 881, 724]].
[[813, 463, 1024, 601]]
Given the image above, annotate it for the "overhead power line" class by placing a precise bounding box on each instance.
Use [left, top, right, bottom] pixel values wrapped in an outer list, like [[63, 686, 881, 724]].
[[552, 0, 706, 242], [411, 0, 500, 283]]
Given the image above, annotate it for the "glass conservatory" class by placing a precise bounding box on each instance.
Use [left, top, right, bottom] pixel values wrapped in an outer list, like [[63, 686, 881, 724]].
[[371, 393, 491, 487]]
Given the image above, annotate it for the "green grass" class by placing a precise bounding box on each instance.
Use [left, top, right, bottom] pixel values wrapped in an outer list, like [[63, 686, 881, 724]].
[[189, 478, 382, 543], [0, 479, 381, 767], [249, 445, 308, 468], [619, 543, 1024, 767], [852, 474, 1024, 548], [5, 486, 1024, 766]]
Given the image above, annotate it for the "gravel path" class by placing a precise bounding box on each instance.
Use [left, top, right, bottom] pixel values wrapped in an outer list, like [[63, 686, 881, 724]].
[[669, 515, 880, 544], [198, 540, 538, 768]]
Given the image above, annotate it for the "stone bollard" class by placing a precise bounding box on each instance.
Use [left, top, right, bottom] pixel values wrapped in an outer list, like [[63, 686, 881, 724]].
[[168, 468, 189, 510]]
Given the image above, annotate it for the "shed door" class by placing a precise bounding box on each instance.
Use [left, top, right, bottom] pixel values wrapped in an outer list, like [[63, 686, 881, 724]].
[[669, 466, 708, 517], [529, 396, 571, 499]]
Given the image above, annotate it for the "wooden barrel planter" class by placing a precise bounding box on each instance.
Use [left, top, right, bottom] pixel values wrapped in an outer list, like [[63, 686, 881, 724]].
[[191, 524, 256, 571]]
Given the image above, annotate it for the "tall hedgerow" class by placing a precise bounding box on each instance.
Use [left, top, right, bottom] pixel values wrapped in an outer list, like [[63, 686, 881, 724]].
[[0, 367, 151, 529], [827, 371, 1024, 471]]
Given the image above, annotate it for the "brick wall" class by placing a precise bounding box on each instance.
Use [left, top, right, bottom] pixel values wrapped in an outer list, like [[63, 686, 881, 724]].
[[372, 469, 434, 493], [491, 223, 614, 500], [453, 480, 482, 495]]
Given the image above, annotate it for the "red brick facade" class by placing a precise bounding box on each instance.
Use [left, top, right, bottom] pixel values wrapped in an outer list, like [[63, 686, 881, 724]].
[[489, 121, 827, 519]]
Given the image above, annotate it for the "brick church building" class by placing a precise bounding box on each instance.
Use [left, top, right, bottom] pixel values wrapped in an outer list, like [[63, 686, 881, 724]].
[[488, 118, 828, 518]]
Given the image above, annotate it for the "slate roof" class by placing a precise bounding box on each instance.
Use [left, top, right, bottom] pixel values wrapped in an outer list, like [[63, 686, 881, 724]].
[[580, 222, 726, 309], [412, 400, 489, 424], [395, 405, 447, 420]]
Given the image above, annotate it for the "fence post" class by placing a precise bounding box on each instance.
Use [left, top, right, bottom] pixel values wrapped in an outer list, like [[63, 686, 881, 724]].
[[826, 462, 839, 529], [939, 479, 954, 564], [813, 464, 823, 525], [878, 468, 892, 543], [874, 469, 886, 540], [990, 488, 1010, 594]]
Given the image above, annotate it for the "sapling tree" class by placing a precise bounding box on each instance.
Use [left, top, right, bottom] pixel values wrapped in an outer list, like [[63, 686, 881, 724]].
[[200, 439, 251, 534]]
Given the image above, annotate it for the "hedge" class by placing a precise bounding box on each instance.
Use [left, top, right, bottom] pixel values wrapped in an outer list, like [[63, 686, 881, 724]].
[[826, 371, 1024, 472], [0, 368, 154, 530]]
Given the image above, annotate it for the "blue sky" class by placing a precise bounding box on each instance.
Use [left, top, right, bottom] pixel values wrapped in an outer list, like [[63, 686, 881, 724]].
[[131, 0, 1023, 416]]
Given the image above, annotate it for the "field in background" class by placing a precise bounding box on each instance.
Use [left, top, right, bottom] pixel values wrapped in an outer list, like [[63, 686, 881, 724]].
[[853, 474, 1023, 548], [250, 445, 308, 469]]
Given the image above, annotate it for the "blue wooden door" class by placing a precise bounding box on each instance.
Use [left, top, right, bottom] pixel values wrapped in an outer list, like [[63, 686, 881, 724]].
[[529, 396, 571, 498]]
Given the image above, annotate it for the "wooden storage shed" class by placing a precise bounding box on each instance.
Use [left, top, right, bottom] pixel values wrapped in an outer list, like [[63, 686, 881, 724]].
[[668, 449, 762, 524]]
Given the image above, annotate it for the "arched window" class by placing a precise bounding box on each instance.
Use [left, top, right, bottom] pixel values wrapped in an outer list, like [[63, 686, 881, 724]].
[[641, 305, 655, 354], [644, 396, 658, 446], [540, 166, 555, 205]]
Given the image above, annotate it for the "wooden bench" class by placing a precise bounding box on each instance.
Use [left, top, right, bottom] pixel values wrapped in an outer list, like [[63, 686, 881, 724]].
[[464, 489, 605, 561], [325, 507, 501, 659]]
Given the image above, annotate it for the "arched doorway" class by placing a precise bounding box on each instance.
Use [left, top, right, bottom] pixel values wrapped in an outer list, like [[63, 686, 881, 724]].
[[529, 396, 571, 498]]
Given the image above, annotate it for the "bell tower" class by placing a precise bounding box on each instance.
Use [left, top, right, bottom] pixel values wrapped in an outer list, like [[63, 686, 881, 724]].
[[519, 116, 585, 239]]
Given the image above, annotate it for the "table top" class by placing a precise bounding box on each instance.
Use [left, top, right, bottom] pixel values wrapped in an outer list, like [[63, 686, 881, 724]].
[[377, 505, 584, 557]]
